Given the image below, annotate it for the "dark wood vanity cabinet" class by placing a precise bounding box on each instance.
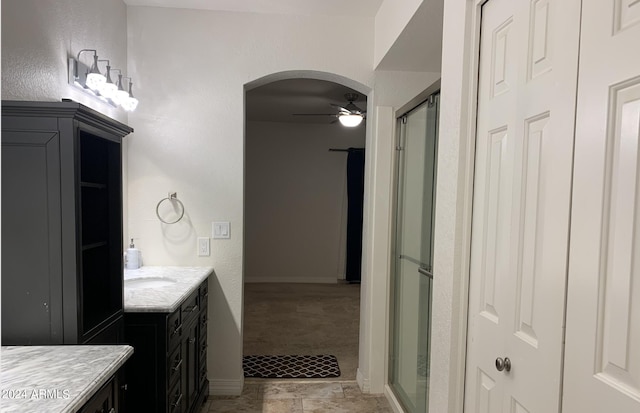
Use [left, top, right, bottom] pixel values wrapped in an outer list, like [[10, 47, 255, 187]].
[[78, 369, 126, 413], [1, 101, 133, 345], [124, 278, 209, 413]]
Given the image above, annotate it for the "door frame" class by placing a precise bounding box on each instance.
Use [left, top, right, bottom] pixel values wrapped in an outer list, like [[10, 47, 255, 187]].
[[429, 1, 486, 412]]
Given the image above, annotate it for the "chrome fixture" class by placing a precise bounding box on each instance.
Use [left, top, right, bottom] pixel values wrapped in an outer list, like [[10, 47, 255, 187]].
[[69, 49, 139, 111]]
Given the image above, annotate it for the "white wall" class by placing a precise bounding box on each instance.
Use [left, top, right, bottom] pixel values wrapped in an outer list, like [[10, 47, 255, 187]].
[[1, 0, 129, 124], [245, 121, 365, 284], [125, 5, 377, 394], [374, 0, 424, 67], [429, 0, 478, 412]]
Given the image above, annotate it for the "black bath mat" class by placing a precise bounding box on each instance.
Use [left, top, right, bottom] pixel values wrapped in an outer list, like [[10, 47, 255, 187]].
[[243, 355, 341, 379]]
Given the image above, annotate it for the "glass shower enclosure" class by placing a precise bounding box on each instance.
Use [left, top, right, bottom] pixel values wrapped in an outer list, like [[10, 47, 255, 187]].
[[389, 92, 439, 413]]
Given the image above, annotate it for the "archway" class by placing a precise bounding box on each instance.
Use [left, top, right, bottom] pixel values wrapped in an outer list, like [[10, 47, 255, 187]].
[[242, 70, 372, 383]]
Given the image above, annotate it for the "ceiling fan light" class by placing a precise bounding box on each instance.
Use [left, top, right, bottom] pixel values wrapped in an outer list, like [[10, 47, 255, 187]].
[[338, 114, 363, 127]]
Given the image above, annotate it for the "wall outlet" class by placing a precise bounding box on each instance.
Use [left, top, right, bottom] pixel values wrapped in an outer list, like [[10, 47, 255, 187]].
[[197, 237, 210, 256], [212, 222, 230, 239]]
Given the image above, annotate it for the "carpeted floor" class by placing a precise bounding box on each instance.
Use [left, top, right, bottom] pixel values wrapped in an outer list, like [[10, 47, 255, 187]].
[[242, 282, 361, 380]]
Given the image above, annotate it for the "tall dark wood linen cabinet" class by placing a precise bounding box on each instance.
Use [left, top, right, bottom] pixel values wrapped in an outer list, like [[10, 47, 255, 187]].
[[1, 100, 133, 345]]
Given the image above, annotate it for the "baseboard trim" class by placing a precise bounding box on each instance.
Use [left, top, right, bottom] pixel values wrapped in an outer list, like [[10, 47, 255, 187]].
[[209, 378, 244, 396], [356, 368, 370, 393], [244, 276, 338, 284], [384, 384, 405, 413]]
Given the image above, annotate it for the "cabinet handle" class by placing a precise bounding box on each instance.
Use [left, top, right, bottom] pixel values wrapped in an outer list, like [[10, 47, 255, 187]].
[[108, 409, 115, 413], [121, 384, 128, 391], [189, 337, 196, 344], [171, 393, 183, 408], [172, 359, 183, 372], [172, 323, 183, 337], [186, 304, 199, 313]]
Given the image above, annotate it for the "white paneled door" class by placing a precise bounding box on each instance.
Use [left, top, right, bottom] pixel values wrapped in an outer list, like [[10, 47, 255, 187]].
[[563, 0, 640, 412], [465, 0, 581, 412]]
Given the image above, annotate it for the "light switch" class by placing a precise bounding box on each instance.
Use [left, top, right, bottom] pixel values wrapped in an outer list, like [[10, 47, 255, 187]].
[[213, 222, 230, 239], [197, 237, 210, 256]]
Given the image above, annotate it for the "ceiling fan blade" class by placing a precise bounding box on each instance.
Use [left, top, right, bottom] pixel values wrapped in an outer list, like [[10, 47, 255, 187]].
[[292, 113, 338, 116], [345, 102, 367, 113], [330, 103, 351, 112]]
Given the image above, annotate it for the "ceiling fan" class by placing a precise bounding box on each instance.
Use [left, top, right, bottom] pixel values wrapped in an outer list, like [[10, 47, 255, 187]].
[[293, 93, 366, 127]]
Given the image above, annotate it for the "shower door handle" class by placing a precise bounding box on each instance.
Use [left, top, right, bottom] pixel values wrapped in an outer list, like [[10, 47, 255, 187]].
[[418, 267, 433, 279]]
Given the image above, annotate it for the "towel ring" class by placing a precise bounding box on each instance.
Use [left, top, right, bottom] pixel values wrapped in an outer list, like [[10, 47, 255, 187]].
[[156, 192, 185, 224]]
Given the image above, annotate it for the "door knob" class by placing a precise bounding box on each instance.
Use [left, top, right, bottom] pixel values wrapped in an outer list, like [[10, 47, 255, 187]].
[[495, 357, 511, 372]]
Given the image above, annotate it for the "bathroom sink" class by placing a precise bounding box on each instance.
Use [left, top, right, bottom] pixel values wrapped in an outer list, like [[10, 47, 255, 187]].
[[125, 276, 177, 290]]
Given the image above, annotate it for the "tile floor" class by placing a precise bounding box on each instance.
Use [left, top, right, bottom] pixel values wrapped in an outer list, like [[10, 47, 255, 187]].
[[201, 381, 393, 412], [200, 283, 394, 412]]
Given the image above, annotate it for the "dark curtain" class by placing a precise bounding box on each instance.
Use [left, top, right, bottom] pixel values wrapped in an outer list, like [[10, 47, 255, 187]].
[[346, 148, 365, 283]]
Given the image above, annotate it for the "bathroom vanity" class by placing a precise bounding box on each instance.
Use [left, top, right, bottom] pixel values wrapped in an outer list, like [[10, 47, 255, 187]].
[[123, 266, 212, 413], [0, 345, 133, 413]]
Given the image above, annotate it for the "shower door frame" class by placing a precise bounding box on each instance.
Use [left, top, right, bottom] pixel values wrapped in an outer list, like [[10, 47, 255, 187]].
[[388, 80, 441, 413]]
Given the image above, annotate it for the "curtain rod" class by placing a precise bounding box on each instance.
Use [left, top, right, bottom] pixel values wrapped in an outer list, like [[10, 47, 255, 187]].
[[328, 148, 365, 152]]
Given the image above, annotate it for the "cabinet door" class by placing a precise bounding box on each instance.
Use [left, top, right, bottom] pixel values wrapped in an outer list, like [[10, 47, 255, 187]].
[[183, 319, 199, 409], [1, 130, 64, 344], [78, 376, 116, 413]]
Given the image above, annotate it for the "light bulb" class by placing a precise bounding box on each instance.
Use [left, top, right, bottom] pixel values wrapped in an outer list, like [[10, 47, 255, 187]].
[[85, 54, 106, 91], [113, 89, 129, 105], [338, 114, 363, 127], [121, 79, 138, 111], [112, 73, 129, 105], [99, 82, 117, 99], [86, 73, 106, 91], [122, 97, 139, 111], [98, 64, 117, 99]]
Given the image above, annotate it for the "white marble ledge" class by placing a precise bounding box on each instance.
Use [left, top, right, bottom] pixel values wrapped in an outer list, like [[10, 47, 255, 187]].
[[0, 345, 133, 413], [124, 266, 213, 313]]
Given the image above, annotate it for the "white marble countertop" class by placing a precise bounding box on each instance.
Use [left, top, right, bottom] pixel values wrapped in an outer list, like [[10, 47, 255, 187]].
[[123, 266, 213, 313], [0, 345, 133, 413]]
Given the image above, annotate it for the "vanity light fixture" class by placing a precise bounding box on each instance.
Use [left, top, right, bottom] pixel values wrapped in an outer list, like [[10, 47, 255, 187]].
[[338, 113, 364, 127], [68, 50, 139, 111], [121, 78, 139, 112], [78, 49, 106, 91], [97, 60, 117, 99], [111, 70, 130, 106]]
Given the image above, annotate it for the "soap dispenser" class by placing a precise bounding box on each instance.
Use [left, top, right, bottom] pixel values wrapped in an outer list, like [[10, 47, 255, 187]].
[[126, 238, 141, 270]]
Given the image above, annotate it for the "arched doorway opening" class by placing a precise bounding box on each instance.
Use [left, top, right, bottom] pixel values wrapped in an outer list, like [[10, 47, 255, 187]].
[[242, 71, 370, 382]]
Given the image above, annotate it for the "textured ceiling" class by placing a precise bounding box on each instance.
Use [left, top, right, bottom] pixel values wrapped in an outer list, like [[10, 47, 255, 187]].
[[246, 79, 366, 124], [123, 0, 384, 17]]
